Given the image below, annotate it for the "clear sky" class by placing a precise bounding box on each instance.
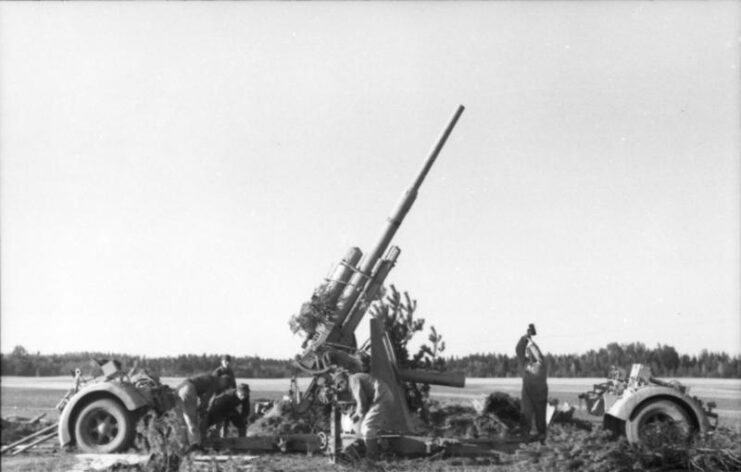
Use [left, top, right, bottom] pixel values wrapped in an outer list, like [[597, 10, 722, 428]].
[[1, 2, 739, 359]]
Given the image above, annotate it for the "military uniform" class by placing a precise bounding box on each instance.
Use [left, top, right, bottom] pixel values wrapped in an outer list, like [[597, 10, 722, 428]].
[[348, 373, 394, 458], [212, 365, 236, 389], [176, 373, 227, 446], [516, 335, 548, 440], [205, 386, 251, 437]]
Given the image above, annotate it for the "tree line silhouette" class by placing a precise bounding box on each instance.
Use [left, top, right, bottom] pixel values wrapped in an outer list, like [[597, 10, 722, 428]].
[[446, 342, 741, 378], [2, 342, 739, 378], [0, 345, 293, 378]]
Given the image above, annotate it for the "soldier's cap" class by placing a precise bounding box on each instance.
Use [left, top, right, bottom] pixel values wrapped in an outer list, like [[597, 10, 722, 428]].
[[238, 383, 250, 392]]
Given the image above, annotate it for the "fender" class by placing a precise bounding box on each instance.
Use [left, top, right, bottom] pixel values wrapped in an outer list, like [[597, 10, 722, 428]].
[[606, 386, 710, 433], [58, 381, 151, 447]]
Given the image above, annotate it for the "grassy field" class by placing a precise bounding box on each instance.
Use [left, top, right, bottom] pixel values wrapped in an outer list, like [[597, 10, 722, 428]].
[[2, 376, 740, 471]]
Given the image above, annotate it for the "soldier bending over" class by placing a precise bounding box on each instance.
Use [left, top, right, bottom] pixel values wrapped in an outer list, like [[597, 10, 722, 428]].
[[176, 373, 231, 451], [333, 369, 394, 460], [205, 383, 251, 437]]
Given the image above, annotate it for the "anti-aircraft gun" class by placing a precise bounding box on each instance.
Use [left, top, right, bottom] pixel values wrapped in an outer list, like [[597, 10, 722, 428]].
[[290, 106, 467, 433]]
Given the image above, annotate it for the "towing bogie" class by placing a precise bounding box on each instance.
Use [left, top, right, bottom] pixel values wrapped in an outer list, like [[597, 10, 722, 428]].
[[581, 364, 716, 445], [59, 382, 151, 450], [624, 398, 695, 446], [57, 361, 177, 453]]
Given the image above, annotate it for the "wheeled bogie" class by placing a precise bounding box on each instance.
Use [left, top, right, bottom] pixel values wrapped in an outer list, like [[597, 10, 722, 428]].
[[58, 381, 150, 452], [582, 363, 716, 445], [57, 361, 177, 453]]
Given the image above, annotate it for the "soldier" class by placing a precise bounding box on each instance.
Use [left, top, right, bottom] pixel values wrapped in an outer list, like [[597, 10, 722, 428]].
[[212, 355, 237, 389], [205, 383, 251, 437], [176, 373, 231, 451], [516, 323, 549, 443], [332, 369, 394, 460]]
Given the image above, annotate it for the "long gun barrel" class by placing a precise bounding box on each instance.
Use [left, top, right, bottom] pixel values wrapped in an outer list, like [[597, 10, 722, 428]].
[[294, 105, 465, 374], [355, 104, 465, 286], [334, 105, 465, 336]]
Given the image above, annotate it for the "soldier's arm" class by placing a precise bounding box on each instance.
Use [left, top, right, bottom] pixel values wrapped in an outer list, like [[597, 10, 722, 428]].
[[242, 398, 251, 423], [515, 336, 529, 362], [199, 386, 217, 412], [529, 341, 545, 364]]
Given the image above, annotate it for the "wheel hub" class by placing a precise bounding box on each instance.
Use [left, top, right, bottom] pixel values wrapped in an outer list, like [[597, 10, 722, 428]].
[[91, 413, 118, 444]]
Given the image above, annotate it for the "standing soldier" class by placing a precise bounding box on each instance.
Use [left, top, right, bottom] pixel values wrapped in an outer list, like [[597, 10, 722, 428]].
[[176, 373, 231, 452], [213, 355, 237, 389], [332, 369, 394, 460], [516, 323, 549, 443]]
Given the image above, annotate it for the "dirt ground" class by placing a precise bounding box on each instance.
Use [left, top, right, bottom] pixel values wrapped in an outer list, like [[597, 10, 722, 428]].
[[1, 453, 76, 472], [0, 449, 552, 472], [2, 381, 739, 471], [3, 423, 741, 472], [2, 453, 502, 472]]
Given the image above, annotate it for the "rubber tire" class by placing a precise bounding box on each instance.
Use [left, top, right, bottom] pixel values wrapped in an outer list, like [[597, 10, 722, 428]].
[[74, 398, 134, 453], [625, 399, 692, 445]]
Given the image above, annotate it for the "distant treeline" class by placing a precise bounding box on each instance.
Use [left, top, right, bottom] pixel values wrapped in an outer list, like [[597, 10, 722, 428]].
[[446, 342, 741, 378], [0, 345, 293, 378], [2, 342, 740, 378]]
